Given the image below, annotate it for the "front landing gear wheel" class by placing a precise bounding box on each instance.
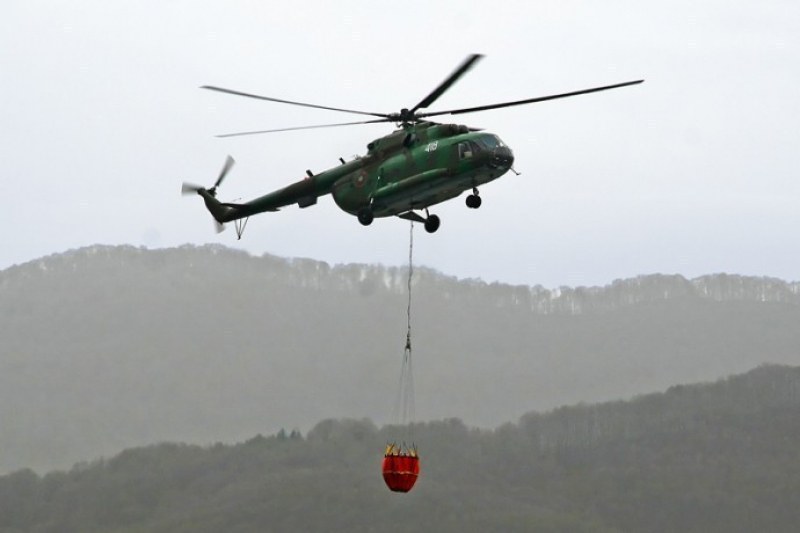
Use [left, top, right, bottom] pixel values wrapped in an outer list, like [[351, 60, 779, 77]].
[[424, 214, 441, 233], [357, 209, 374, 226], [466, 194, 482, 209]]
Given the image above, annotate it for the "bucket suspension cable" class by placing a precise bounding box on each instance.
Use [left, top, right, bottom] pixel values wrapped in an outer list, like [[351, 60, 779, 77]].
[[383, 221, 421, 494], [393, 221, 416, 437]]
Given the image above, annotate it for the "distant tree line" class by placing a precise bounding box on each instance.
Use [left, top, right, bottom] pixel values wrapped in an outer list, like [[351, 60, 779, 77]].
[[2, 245, 798, 316], [1, 365, 800, 532]]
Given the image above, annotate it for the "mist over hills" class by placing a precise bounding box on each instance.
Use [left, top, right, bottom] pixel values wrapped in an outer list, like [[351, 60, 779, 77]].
[[2, 364, 800, 532], [1, 244, 799, 473]]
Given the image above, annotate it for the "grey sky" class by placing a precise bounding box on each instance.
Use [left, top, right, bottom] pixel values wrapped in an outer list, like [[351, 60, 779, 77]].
[[1, 1, 798, 287]]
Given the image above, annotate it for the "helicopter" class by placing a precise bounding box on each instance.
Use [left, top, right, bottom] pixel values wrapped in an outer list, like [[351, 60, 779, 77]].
[[182, 54, 642, 236]]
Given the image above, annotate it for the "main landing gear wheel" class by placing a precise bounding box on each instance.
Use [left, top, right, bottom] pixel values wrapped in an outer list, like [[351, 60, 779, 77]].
[[466, 194, 482, 209], [424, 214, 441, 233], [358, 208, 374, 226], [466, 187, 482, 209]]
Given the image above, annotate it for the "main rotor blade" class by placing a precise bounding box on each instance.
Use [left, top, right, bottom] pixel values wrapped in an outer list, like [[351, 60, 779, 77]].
[[201, 85, 390, 119], [408, 54, 484, 115], [215, 118, 392, 138], [418, 79, 644, 118], [214, 155, 235, 188]]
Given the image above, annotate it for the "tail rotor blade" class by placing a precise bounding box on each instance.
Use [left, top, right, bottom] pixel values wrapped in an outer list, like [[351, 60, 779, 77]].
[[181, 182, 204, 195], [214, 155, 235, 189]]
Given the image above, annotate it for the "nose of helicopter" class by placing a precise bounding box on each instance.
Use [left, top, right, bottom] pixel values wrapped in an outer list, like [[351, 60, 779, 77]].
[[491, 145, 514, 169]]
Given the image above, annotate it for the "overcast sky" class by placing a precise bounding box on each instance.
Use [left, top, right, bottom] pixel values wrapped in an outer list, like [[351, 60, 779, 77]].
[[1, 1, 798, 288]]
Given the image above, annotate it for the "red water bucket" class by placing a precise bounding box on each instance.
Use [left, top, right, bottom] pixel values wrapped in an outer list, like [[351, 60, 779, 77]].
[[382, 453, 420, 493]]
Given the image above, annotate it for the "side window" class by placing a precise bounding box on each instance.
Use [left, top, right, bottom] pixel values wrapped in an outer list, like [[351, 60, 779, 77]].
[[458, 142, 473, 159]]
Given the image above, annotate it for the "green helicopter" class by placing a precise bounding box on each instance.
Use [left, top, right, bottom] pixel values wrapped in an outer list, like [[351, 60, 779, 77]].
[[182, 54, 642, 236]]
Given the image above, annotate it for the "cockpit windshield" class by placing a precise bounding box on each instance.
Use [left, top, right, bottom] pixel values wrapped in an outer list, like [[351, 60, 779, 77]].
[[458, 134, 509, 160], [474, 134, 505, 150]]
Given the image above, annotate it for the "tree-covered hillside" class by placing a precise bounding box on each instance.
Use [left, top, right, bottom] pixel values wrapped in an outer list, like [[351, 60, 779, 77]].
[[1, 245, 799, 473], [1, 365, 799, 533]]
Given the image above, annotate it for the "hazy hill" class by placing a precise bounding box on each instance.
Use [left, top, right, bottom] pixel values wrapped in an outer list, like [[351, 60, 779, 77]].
[[1, 364, 799, 532], [1, 245, 799, 473]]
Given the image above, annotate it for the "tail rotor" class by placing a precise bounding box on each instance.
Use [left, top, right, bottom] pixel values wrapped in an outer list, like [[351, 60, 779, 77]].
[[181, 155, 235, 198], [181, 155, 236, 233]]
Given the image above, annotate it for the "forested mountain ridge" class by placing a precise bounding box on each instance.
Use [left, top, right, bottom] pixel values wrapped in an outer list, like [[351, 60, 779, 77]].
[[2, 364, 799, 532], [3, 244, 799, 314], [1, 245, 799, 474]]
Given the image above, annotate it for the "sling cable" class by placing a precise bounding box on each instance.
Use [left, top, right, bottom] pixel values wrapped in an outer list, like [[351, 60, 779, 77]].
[[382, 221, 421, 493]]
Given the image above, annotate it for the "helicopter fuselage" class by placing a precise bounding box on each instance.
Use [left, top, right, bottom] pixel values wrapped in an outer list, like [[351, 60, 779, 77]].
[[211, 122, 514, 227]]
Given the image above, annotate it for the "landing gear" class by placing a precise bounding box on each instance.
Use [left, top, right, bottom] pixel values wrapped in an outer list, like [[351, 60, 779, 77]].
[[424, 214, 440, 233], [357, 208, 374, 226], [466, 188, 482, 209], [396, 209, 440, 233], [466, 194, 482, 209]]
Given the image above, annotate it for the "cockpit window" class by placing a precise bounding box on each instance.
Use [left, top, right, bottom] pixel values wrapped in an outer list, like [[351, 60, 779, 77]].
[[460, 137, 502, 159], [475, 134, 504, 149]]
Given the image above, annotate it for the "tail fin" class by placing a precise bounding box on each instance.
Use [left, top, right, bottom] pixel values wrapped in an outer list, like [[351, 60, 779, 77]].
[[197, 188, 238, 224]]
